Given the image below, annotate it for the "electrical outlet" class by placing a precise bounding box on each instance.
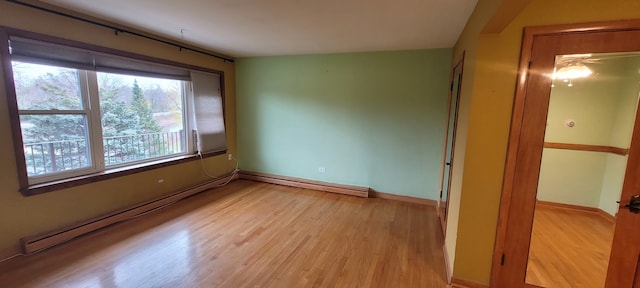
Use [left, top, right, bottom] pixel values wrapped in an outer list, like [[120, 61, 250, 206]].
[[228, 154, 233, 161], [318, 167, 326, 173]]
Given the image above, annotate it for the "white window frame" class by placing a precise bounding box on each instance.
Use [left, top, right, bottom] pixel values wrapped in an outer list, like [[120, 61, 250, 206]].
[[91, 73, 194, 170], [19, 69, 101, 184]]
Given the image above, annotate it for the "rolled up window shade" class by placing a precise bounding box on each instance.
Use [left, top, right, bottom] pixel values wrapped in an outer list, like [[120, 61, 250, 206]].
[[191, 71, 226, 154], [9, 36, 191, 80]]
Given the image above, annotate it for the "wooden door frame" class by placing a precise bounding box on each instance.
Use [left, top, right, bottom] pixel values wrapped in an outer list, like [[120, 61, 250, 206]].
[[438, 53, 465, 235], [491, 19, 640, 287]]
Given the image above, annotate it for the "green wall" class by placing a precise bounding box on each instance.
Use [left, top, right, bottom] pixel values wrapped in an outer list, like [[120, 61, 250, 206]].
[[236, 49, 452, 199], [599, 57, 640, 215]]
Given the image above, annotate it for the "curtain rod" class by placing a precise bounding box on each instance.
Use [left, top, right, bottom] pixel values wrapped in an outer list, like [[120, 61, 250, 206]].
[[6, 0, 235, 63]]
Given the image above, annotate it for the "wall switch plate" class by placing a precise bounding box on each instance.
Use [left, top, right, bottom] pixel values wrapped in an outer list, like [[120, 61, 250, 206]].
[[318, 167, 326, 173], [228, 154, 233, 160]]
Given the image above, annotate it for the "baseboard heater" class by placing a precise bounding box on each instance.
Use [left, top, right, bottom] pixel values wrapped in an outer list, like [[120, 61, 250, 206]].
[[238, 170, 369, 198], [21, 172, 239, 255]]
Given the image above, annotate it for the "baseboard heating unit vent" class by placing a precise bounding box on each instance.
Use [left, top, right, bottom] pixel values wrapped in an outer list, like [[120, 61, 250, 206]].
[[22, 172, 238, 254]]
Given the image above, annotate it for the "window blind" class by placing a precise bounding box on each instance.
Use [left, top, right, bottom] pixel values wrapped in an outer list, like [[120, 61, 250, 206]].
[[9, 35, 227, 155], [9, 36, 191, 80], [191, 71, 227, 154]]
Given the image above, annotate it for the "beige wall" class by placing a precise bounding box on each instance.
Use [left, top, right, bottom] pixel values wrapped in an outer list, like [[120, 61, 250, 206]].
[[0, 1, 236, 253], [449, 0, 640, 285]]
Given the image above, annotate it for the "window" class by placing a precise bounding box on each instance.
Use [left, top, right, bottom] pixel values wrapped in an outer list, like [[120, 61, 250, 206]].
[[14, 62, 94, 180], [97, 72, 186, 167], [3, 30, 226, 193]]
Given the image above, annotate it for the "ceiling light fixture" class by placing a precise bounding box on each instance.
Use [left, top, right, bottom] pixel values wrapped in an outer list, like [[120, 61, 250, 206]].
[[553, 63, 593, 80]]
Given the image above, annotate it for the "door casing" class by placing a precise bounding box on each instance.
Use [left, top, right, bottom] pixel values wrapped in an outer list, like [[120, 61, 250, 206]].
[[492, 19, 640, 287], [438, 54, 464, 235]]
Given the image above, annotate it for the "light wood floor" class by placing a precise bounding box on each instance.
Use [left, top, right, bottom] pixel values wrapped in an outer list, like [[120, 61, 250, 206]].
[[0, 180, 448, 287], [526, 205, 615, 288]]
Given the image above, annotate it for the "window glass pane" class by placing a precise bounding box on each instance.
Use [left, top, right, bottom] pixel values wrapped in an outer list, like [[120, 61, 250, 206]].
[[97, 72, 186, 166], [20, 114, 91, 176], [11, 61, 83, 110]]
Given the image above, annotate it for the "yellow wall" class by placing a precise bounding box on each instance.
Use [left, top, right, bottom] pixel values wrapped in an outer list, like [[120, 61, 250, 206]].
[[444, 0, 504, 279], [0, 1, 236, 252], [450, 0, 640, 285]]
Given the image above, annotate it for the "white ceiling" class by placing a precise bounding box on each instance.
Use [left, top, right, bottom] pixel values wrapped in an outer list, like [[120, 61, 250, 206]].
[[41, 0, 478, 58]]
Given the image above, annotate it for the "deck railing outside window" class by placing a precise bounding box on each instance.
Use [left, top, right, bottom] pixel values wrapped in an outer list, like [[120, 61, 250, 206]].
[[24, 131, 184, 176]]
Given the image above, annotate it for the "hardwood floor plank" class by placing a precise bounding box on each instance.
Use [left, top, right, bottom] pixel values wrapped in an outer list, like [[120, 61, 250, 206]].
[[525, 204, 615, 288], [0, 180, 448, 287]]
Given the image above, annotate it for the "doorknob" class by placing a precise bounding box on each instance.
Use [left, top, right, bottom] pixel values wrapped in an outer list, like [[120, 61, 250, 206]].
[[621, 195, 640, 214]]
